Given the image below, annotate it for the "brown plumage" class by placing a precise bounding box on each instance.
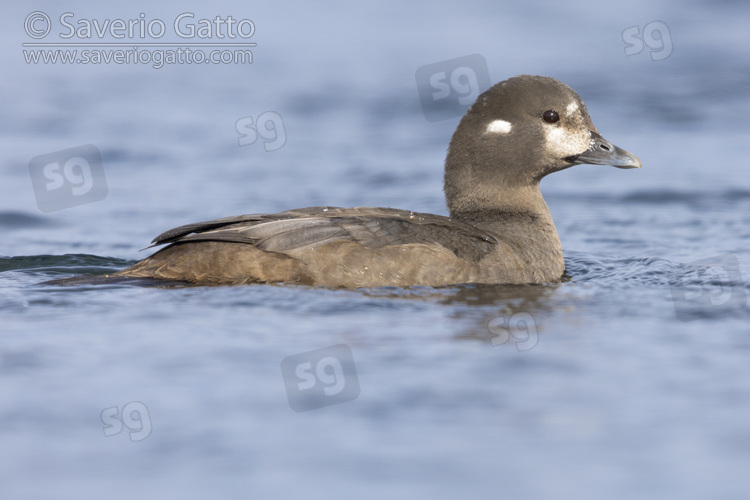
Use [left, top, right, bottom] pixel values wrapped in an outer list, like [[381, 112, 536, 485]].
[[51, 75, 641, 288]]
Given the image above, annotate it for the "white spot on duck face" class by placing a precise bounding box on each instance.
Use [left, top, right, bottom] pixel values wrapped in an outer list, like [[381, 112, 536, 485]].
[[544, 124, 590, 158], [485, 119, 512, 135], [565, 101, 579, 117], [543, 99, 590, 157]]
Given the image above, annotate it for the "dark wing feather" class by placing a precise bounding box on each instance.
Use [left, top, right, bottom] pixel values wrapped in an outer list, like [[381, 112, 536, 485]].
[[148, 206, 497, 262]]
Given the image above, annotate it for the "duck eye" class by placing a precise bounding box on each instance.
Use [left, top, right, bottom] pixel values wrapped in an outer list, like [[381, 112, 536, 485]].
[[542, 110, 559, 123]]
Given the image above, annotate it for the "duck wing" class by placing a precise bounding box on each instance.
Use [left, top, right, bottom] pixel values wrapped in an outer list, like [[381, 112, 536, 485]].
[[148, 206, 497, 263]]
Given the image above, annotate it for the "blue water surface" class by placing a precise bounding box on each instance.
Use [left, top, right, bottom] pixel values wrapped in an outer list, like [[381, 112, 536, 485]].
[[2, 1, 750, 498]]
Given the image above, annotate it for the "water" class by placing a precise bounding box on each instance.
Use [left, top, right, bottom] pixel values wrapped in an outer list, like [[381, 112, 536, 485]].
[[2, 0, 750, 498]]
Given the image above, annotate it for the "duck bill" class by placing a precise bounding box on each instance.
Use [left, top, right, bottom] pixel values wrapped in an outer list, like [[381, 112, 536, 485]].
[[573, 131, 642, 169]]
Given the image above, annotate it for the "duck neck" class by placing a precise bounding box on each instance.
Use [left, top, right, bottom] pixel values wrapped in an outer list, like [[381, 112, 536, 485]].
[[449, 184, 563, 278], [448, 184, 557, 233]]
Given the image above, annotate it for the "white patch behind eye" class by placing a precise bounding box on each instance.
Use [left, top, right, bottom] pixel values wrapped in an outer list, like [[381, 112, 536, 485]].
[[486, 119, 512, 135], [544, 126, 590, 158], [565, 101, 579, 117]]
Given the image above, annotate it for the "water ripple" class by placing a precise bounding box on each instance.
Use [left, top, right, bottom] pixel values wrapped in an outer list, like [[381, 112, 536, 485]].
[[0, 254, 130, 276]]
